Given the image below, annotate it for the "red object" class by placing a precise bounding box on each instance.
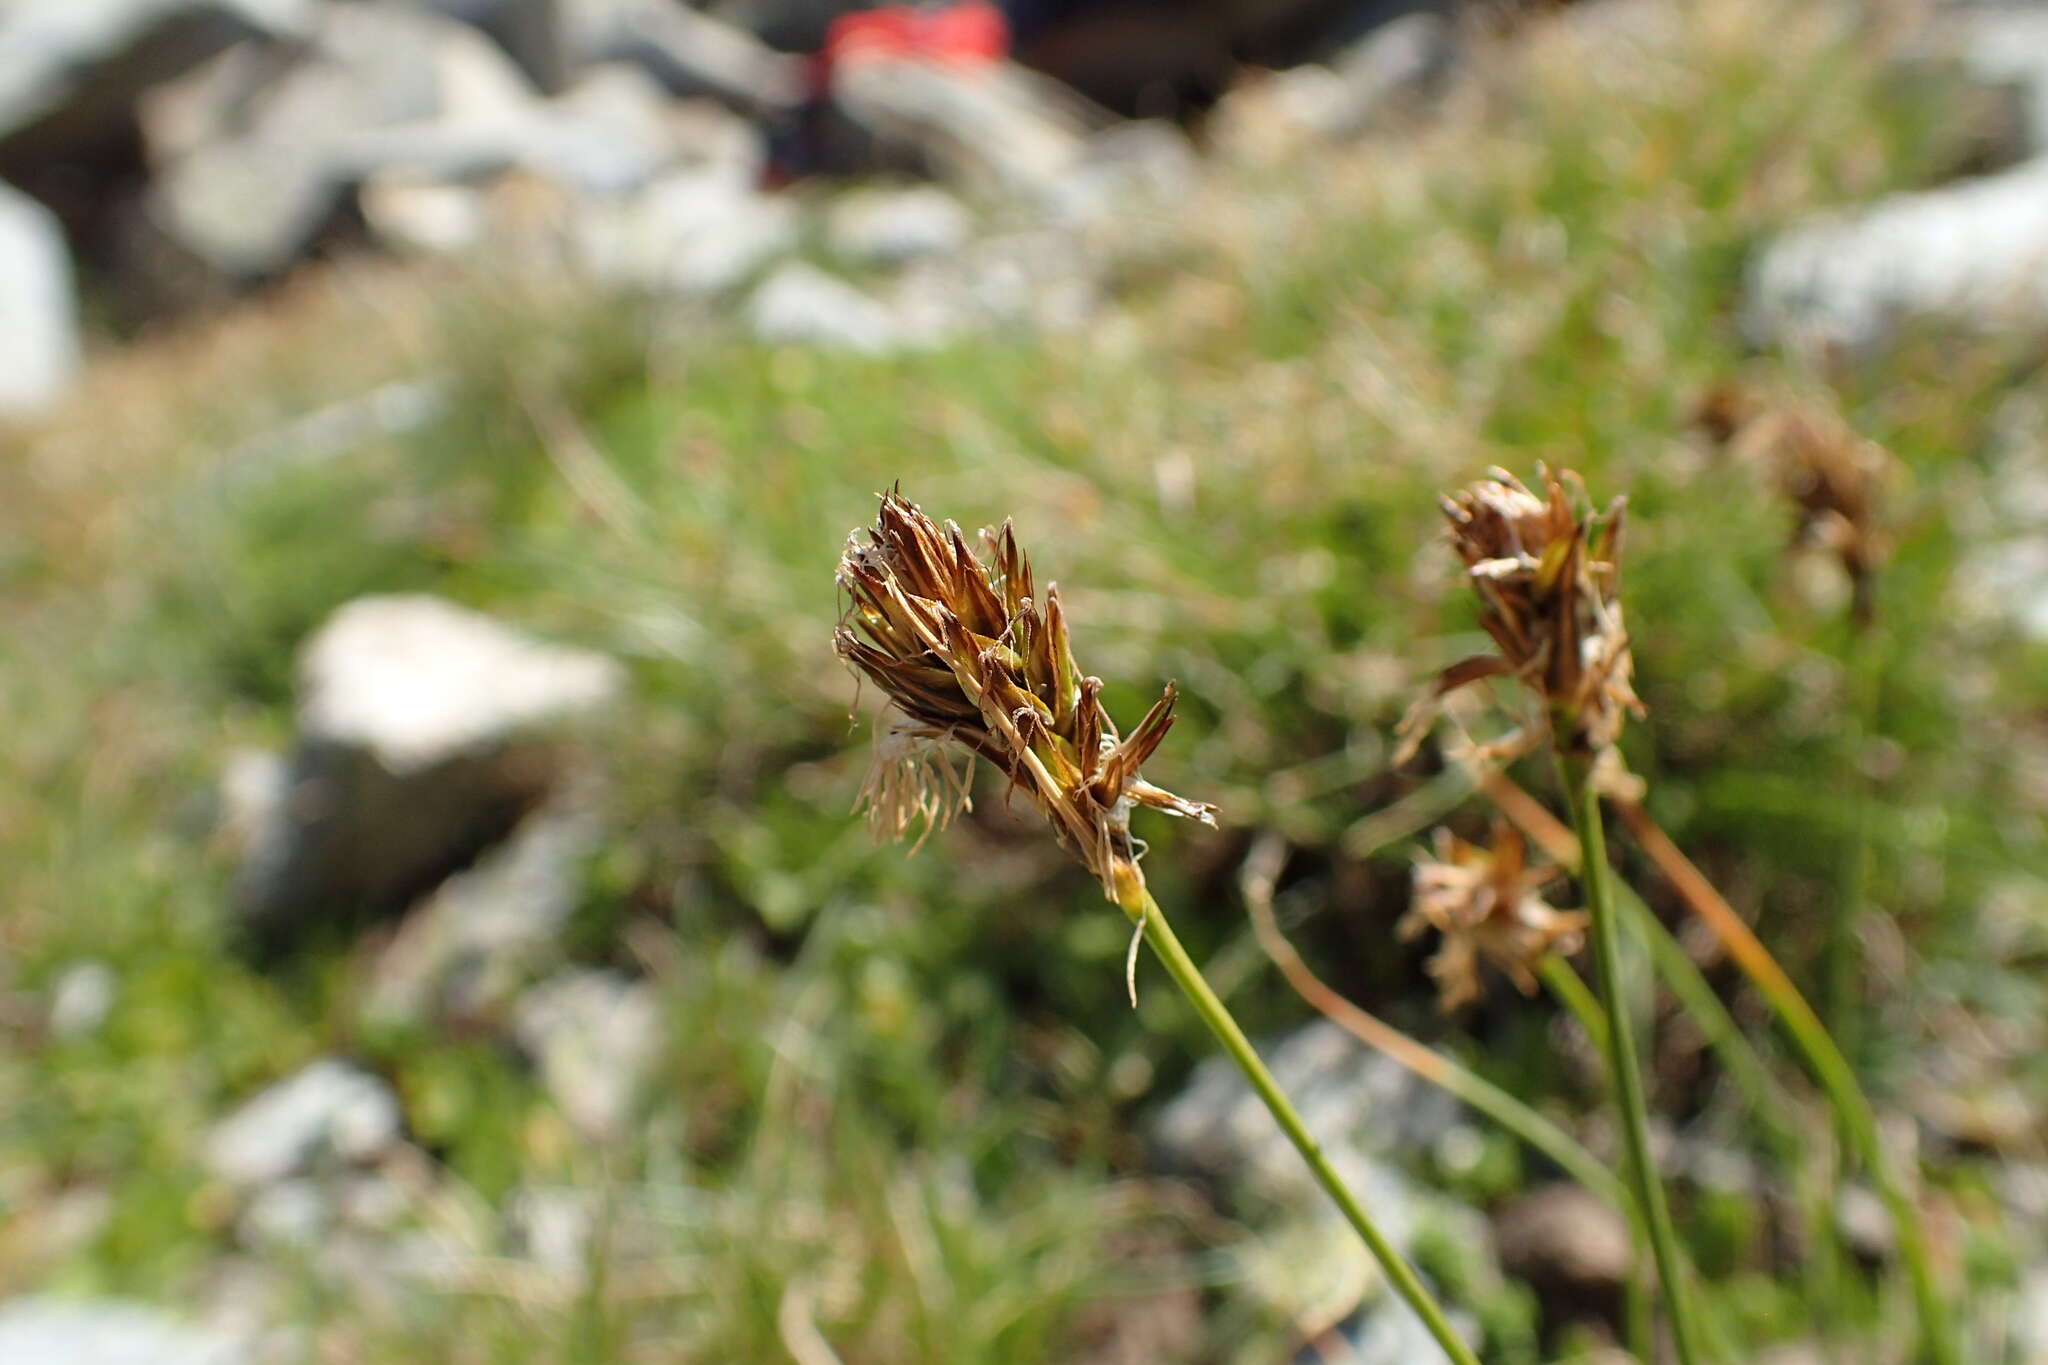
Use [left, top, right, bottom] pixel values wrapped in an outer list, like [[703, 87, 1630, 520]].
[[818, 2, 1009, 84]]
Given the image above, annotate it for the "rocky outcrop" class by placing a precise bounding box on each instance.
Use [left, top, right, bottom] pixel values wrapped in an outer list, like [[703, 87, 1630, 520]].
[[233, 593, 624, 953], [0, 181, 80, 419]]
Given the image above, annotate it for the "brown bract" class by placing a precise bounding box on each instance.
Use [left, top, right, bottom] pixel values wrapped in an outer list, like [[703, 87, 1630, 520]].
[[1399, 465, 1642, 764], [834, 491, 1216, 902], [1401, 823, 1588, 1011]]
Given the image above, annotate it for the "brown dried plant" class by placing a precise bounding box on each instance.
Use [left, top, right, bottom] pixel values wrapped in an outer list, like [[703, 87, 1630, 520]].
[[1401, 821, 1588, 1011], [1692, 379, 1892, 624], [1398, 465, 1642, 767], [834, 491, 1216, 909]]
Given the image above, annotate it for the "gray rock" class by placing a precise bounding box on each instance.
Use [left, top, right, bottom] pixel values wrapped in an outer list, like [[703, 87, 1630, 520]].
[[891, 228, 1101, 343], [1835, 1181, 1895, 1263], [826, 185, 971, 268], [424, 0, 571, 94], [1150, 1020, 1462, 1207], [573, 167, 793, 295], [0, 181, 80, 419], [506, 1185, 597, 1275], [1045, 119, 1200, 225], [362, 791, 604, 1028], [147, 2, 528, 274], [1746, 157, 2048, 352], [205, 1059, 402, 1187], [1492, 1182, 1633, 1307], [233, 594, 622, 950], [360, 175, 491, 255], [832, 59, 1090, 198], [1273, 11, 1455, 141], [0, 0, 311, 170], [513, 969, 662, 1140], [566, 0, 804, 114], [2013, 1261, 2048, 1361], [1313, 1299, 1476, 1365], [748, 262, 901, 354], [47, 959, 118, 1039], [0, 1299, 244, 1365], [1953, 8, 2048, 157], [236, 1177, 330, 1248]]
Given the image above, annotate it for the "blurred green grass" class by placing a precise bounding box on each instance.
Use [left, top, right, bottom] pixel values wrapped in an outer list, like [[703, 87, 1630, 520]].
[[3, 2, 2047, 1360]]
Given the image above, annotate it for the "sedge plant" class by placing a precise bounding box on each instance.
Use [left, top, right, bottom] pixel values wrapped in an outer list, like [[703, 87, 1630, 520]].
[[832, 491, 1479, 1365], [1400, 466, 1705, 1365]]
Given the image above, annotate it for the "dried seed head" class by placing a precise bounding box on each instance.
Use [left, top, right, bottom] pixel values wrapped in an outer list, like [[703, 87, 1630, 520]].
[[1690, 379, 1891, 624], [1399, 465, 1642, 763], [834, 491, 1216, 901], [1400, 822, 1588, 1012]]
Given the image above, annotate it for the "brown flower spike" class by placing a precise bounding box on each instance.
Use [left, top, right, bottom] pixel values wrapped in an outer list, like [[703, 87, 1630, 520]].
[[1692, 379, 1891, 624], [1399, 466, 1642, 764], [834, 492, 1216, 914], [1401, 822, 1588, 1011]]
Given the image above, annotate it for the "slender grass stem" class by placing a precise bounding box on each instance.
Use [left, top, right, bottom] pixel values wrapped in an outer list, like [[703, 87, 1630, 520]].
[[1559, 752, 1704, 1365], [1123, 884, 1479, 1365], [1537, 954, 1608, 1058], [1480, 771, 1850, 1326], [1828, 623, 1884, 1074], [1483, 771, 1801, 1142], [1240, 841, 1629, 1214], [1533, 951, 1652, 1363], [1613, 800, 1958, 1365]]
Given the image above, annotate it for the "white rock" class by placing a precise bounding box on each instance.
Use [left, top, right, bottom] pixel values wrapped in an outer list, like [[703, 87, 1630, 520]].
[[235, 595, 621, 950], [147, 2, 536, 274], [574, 169, 794, 294], [2013, 1262, 2048, 1361], [362, 792, 604, 1027], [0, 181, 80, 419], [48, 959, 117, 1039], [1746, 157, 2048, 351], [0, 1299, 243, 1365], [891, 228, 1100, 343], [361, 175, 490, 255], [236, 1178, 330, 1248], [1150, 1020, 1460, 1208], [1285, 12, 1453, 141], [826, 185, 971, 268], [506, 1185, 596, 1275], [514, 969, 661, 1141], [205, 1059, 402, 1187], [299, 594, 624, 776], [1044, 119, 1200, 225], [748, 262, 901, 354], [0, 0, 313, 151], [1954, 8, 2048, 156]]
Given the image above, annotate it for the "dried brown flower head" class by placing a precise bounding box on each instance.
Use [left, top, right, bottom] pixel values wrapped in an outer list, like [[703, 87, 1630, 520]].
[[834, 491, 1216, 907], [1400, 822, 1587, 1011], [1690, 379, 1891, 624], [1399, 466, 1642, 764]]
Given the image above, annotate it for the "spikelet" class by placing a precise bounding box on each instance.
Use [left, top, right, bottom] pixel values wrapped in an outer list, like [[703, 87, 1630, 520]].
[[834, 491, 1216, 905], [1400, 822, 1587, 1012], [1399, 465, 1642, 765]]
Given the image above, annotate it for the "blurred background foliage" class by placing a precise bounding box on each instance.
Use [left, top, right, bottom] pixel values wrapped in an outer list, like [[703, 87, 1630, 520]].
[[3, 2, 2047, 1360]]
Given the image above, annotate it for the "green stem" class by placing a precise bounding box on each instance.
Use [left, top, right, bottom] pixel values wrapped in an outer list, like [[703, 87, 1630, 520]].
[[1240, 844, 1630, 1216], [1615, 801, 1958, 1364], [1827, 626, 1883, 1071], [1618, 891, 1800, 1159], [1537, 954, 1608, 1057], [1536, 953, 1655, 1364], [1127, 886, 1479, 1365], [1560, 753, 1704, 1365]]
